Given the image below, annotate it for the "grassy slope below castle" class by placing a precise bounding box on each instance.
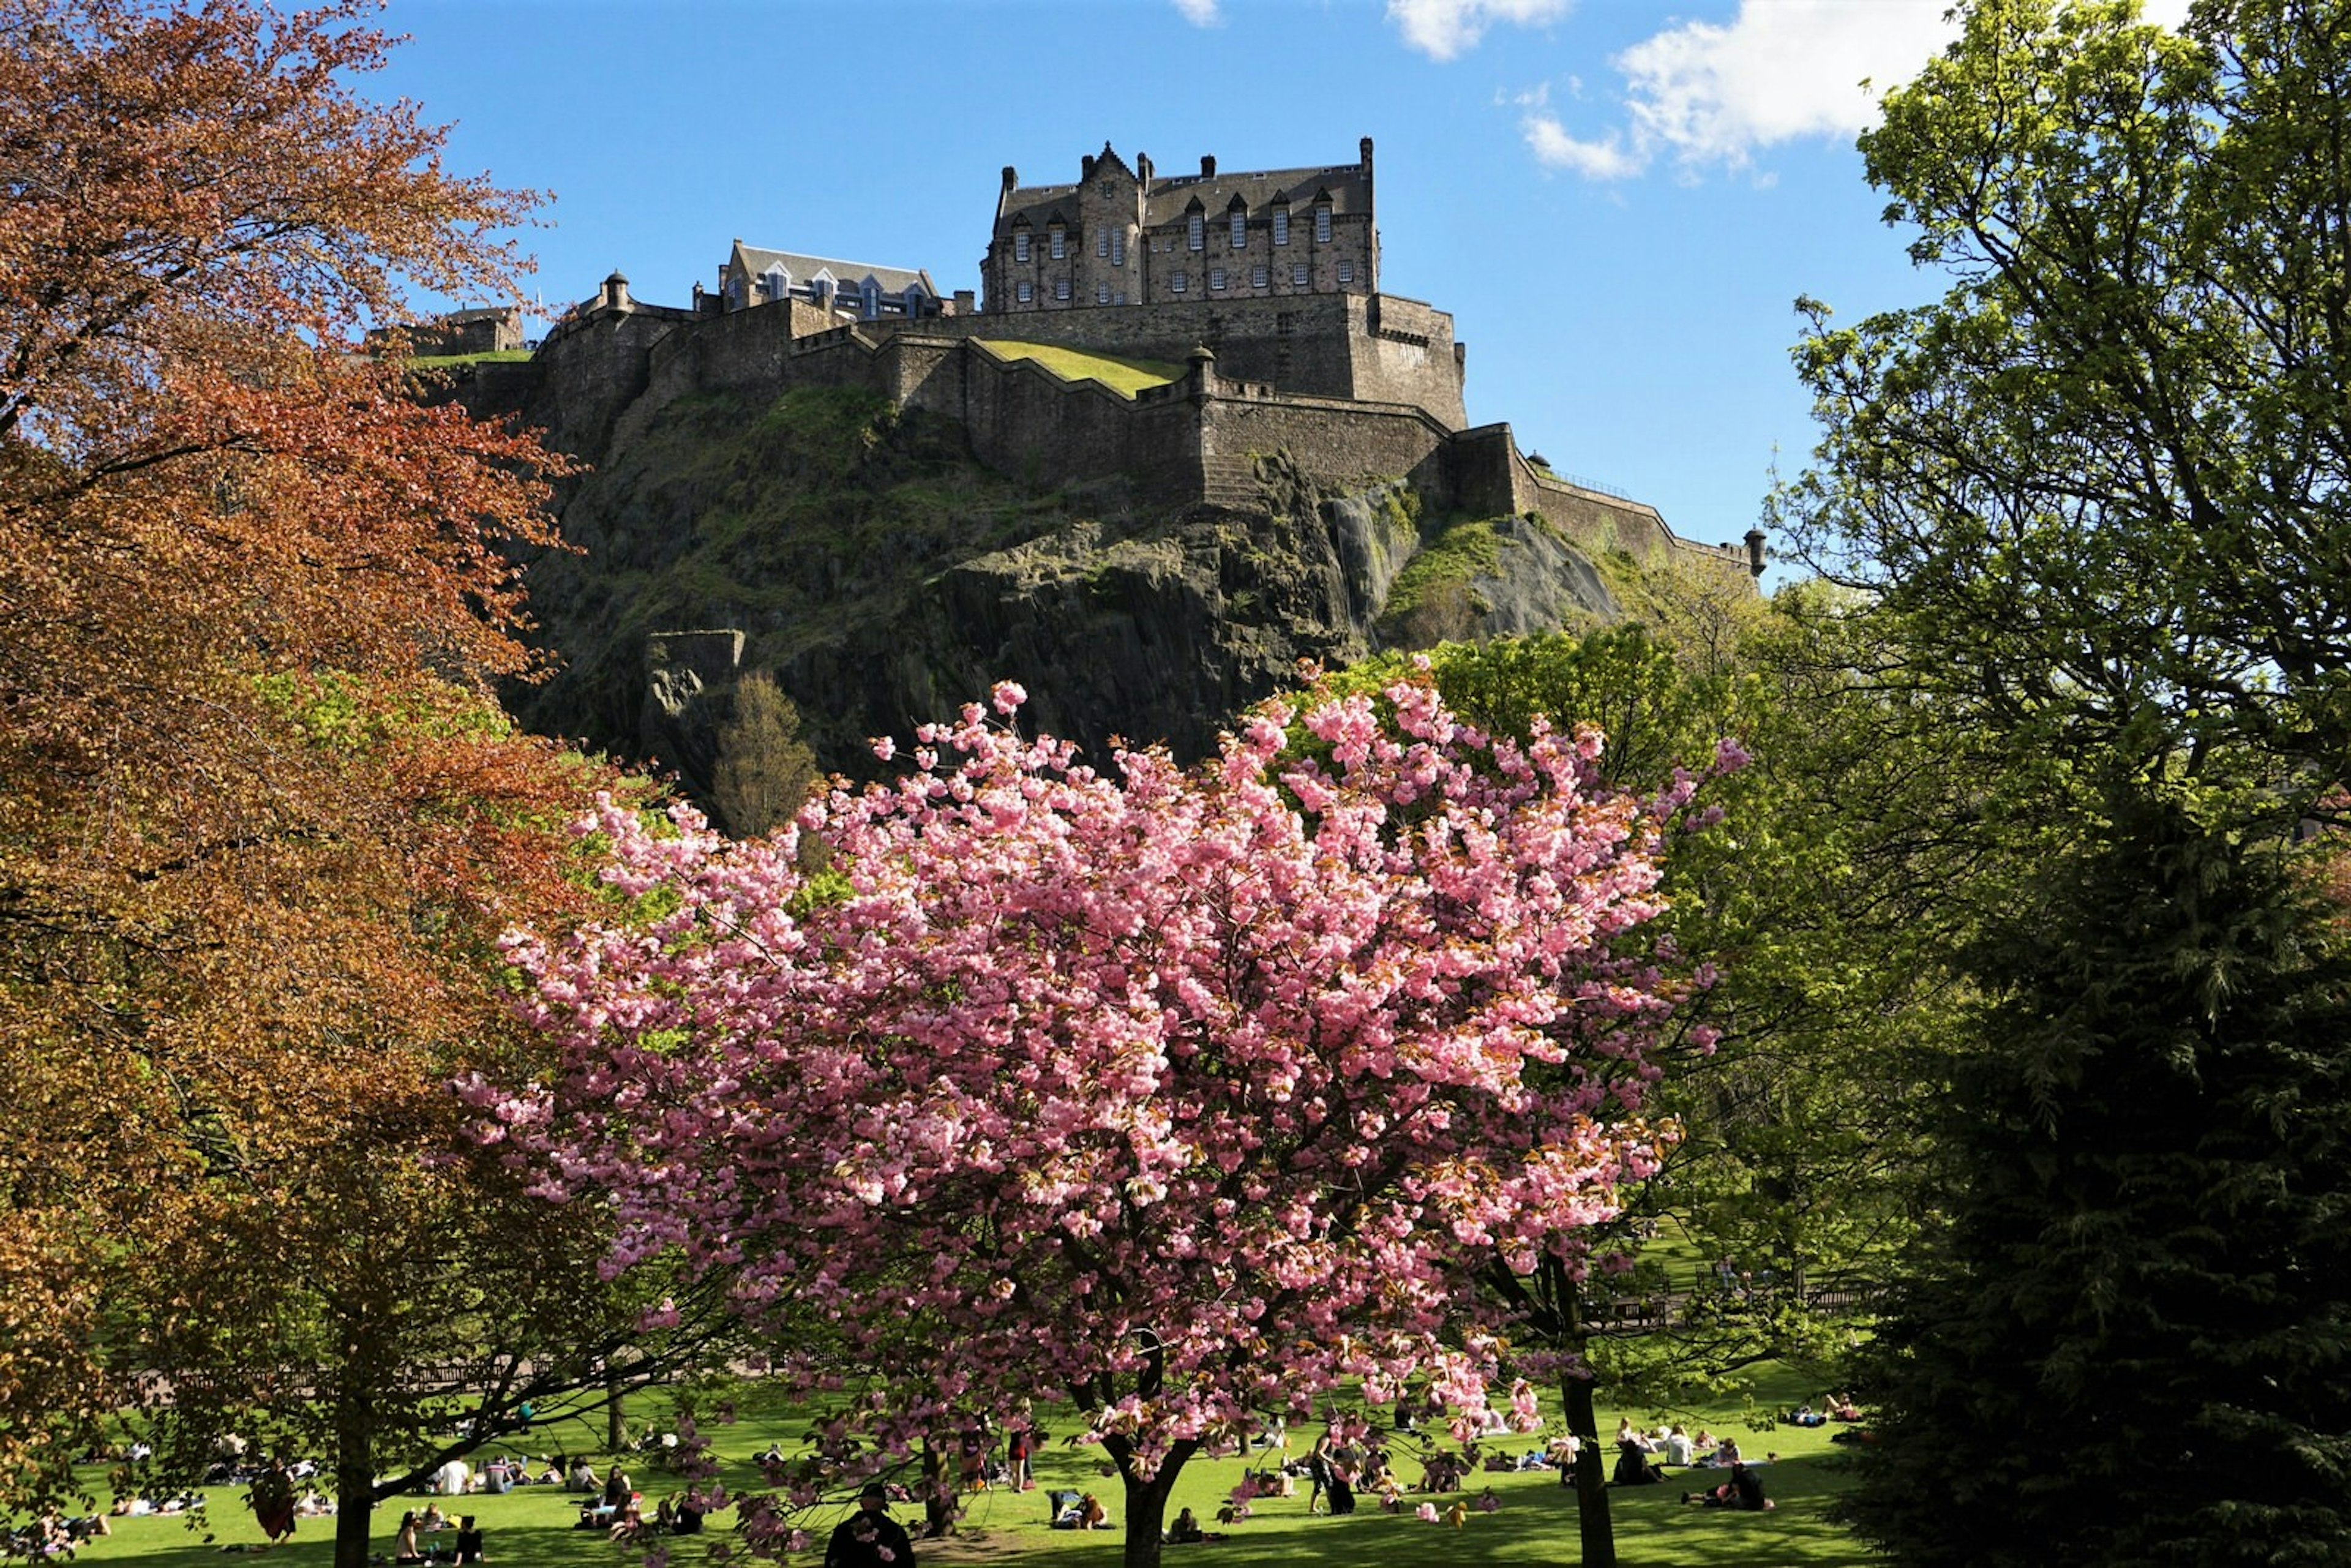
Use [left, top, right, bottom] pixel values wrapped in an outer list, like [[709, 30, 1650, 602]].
[[973, 340, 1182, 398]]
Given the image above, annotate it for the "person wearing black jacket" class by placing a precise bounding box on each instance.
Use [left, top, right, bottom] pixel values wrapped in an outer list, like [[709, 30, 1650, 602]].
[[827, 1482, 915, 1568]]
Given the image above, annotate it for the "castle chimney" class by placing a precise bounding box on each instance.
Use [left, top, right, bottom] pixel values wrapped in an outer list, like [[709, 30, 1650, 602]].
[[1002, 165, 1018, 190], [1360, 135, 1374, 170], [1082, 154, 1097, 179], [1137, 151, 1153, 184], [1201, 154, 1216, 178]]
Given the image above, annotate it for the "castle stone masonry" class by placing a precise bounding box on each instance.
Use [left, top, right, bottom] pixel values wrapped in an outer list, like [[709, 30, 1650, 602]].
[[984, 140, 1377, 317], [438, 139, 1757, 580]]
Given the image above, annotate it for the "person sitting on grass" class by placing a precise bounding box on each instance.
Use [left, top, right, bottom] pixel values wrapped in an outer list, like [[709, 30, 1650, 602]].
[[392, 1510, 426, 1566], [452, 1517, 484, 1566], [1612, 1436, 1665, 1486], [1682, 1461, 1774, 1512], [1165, 1507, 1205, 1544]]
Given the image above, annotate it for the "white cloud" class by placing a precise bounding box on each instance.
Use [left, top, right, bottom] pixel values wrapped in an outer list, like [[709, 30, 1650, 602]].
[[1387, 0, 1573, 62], [1522, 114, 1641, 180], [1513, 0, 2199, 179], [1172, 0, 1220, 26]]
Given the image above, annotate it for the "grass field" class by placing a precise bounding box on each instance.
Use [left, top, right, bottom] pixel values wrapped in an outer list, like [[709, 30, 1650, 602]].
[[971, 343, 1180, 399], [50, 1366, 1872, 1568]]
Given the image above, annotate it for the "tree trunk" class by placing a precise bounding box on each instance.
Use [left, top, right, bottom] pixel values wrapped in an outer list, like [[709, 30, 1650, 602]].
[[1104, 1436, 1194, 1568], [331, 1388, 379, 1568], [605, 1365, 626, 1454], [1562, 1373, 1614, 1568], [919, 1441, 957, 1539]]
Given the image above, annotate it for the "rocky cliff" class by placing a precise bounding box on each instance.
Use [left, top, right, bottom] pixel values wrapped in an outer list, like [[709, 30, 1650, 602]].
[[497, 379, 1625, 801]]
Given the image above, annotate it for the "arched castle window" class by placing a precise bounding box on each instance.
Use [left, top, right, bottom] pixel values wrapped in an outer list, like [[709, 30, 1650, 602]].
[[1188, 212, 1204, 251], [1314, 202, 1332, 243], [1014, 230, 1030, 264], [1272, 204, 1289, 246]]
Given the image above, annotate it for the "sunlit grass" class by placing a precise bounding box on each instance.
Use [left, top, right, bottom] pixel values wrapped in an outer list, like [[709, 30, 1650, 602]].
[[974, 342, 1180, 399]]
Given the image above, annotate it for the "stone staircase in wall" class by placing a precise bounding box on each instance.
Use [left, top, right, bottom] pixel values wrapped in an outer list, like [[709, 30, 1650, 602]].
[[1198, 455, 1265, 511]]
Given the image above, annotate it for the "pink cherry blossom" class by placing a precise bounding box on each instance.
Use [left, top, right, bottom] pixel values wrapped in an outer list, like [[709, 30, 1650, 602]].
[[487, 670, 1732, 1567]]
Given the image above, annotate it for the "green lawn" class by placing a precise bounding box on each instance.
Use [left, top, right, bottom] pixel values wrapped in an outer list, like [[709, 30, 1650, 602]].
[[52, 1370, 1873, 1567], [972, 342, 1180, 399]]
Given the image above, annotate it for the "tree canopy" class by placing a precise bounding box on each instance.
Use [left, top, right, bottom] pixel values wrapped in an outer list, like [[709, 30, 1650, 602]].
[[1785, 1, 2351, 1560], [0, 4, 705, 1557], [481, 678, 1734, 1568]]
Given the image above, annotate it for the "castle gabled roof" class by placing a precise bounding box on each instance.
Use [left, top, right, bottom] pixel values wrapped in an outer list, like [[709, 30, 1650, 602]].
[[994, 148, 1371, 235], [1141, 162, 1368, 226], [996, 184, 1081, 231], [729, 241, 937, 298]]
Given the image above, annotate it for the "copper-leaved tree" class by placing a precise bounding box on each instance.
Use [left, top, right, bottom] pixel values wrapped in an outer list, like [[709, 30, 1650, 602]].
[[0, 4, 732, 1561], [482, 677, 1731, 1568]]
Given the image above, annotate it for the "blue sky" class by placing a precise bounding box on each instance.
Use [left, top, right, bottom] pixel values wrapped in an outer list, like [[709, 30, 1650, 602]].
[[373, 0, 2180, 561]]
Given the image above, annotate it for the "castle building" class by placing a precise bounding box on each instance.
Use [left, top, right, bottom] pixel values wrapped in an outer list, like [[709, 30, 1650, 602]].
[[430, 137, 1760, 587], [716, 240, 945, 320], [983, 140, 1377, 315]]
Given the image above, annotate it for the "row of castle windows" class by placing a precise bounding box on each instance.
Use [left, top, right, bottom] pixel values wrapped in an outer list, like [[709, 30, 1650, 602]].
[[1008, 203, 1335, 266], [1184, 203, 1330, 251], [1166, 260, 1351, 294]]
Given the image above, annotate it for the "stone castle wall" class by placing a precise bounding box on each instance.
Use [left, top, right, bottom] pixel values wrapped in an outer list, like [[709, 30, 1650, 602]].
[[445, 289, 1745, 579]]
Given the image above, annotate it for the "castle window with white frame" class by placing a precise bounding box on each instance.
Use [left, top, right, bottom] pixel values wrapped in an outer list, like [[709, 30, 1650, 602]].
[[1014, 231, 1030, 264], [1209, 267, 1226, 291], [1292, 262, 1308, 287], [1114, 291, 1126, 305], [1171, 270, 1187, 294], [1097, 231, 1108, 257], [1016, 280, 1033, 303], [1097, 283, 1109, 304], [1251, 264, 1267, 289], [1314, 203, 1332, 242], [1337, 260, 1354, 283], [1050, 226, 1065, 260], [1230, 211, 1247, 249], [1273, 207, 1289, 246], [1111, 231, 1125, 265], [1055, 276, 1070, 301], [1188, 212, 1204, 251]]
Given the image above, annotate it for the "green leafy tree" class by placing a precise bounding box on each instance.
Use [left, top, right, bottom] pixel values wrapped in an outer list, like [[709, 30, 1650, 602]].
[[1325, 610, 1982, 1564], [712, 671, 820, 838], [1846, 795, 2351, 1566], [1782, 0, 2351, 1559]]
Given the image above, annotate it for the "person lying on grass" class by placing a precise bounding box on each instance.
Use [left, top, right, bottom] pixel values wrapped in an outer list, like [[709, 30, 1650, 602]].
[[1682, 1461, 1774, 1512]]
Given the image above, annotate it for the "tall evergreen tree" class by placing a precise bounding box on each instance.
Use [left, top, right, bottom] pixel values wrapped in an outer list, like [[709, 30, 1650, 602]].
[[1848, 792, 2351, 1566]]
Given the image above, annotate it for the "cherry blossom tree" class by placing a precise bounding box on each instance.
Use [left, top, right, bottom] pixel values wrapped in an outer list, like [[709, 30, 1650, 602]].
[[479, 673, 1730, 1568]]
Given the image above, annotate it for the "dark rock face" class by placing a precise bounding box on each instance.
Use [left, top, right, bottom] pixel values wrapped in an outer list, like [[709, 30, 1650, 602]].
[[500, 387, 1618, 801]]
